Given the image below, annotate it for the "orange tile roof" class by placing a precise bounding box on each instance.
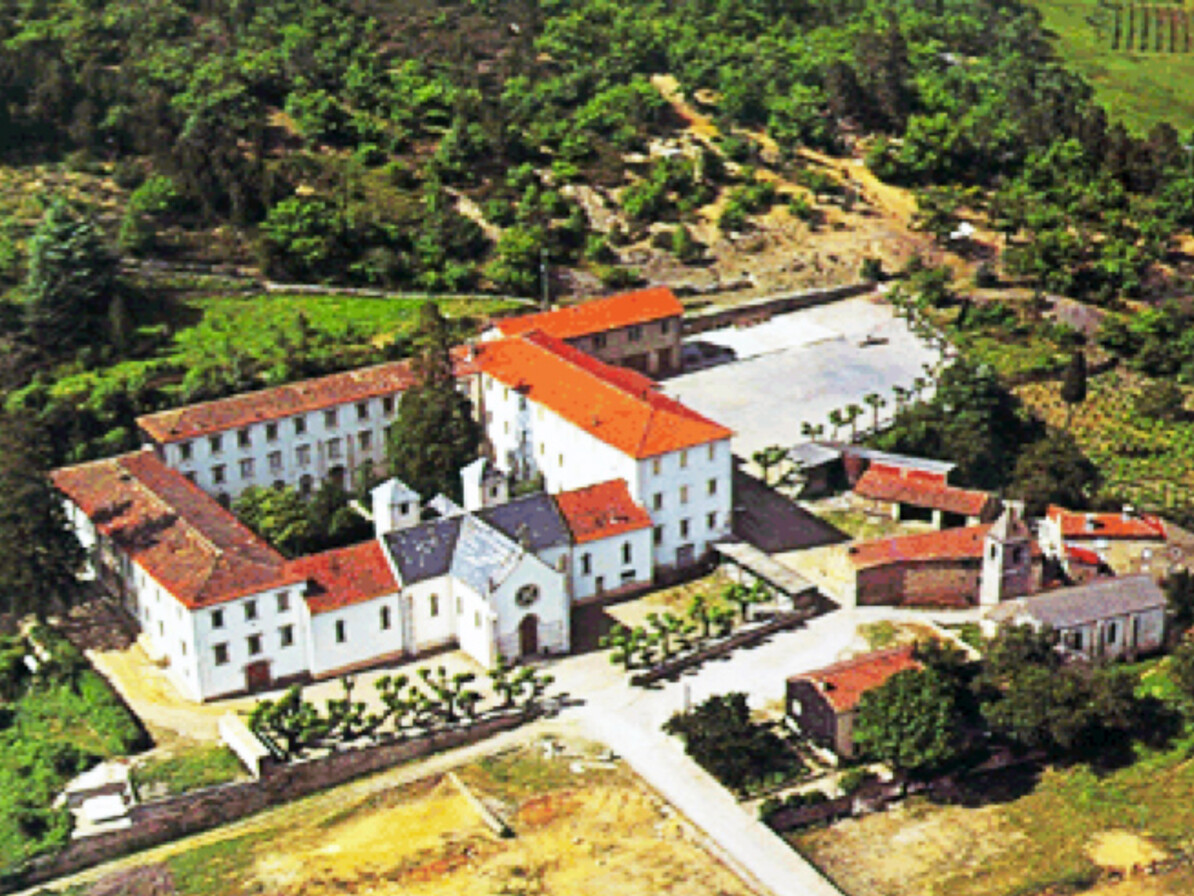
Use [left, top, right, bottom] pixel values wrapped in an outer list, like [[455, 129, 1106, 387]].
[[287, 541, 398, 615], [847, 523, 1040, 569], [51, 450, 298, 609], [477, 331, 731, 458], [137, 348, 478, 444], [790, 646, 922, 713], [493, 286, 683, 340], [554, 479, 654, 544], [854, 468, 996, 518], [1047, 505, 1166, 541]]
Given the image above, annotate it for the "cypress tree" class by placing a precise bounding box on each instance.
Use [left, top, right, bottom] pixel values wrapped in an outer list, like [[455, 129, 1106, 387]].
[[0, 411, 85, 622], [1060, 350, 1088, 431], [386, 303, 481, 502]]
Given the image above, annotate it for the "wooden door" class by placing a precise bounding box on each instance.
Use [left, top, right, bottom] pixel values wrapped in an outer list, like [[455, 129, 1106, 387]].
[[245, 659, 272, 692], [519, 614, 539, 656]]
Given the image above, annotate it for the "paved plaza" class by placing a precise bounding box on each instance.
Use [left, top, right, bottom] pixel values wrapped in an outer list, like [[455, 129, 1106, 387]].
[[665, 293, 943, 460]]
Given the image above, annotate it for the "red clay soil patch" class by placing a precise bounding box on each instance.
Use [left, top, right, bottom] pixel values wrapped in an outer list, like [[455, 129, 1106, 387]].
[[516, 791, 580, 827]]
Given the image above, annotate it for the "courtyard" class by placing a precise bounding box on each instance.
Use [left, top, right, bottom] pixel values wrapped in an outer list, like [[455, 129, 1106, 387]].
[[664, 293, 943, 459]]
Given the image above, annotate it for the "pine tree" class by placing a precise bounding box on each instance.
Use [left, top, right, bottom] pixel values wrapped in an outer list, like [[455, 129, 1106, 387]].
[[24, 200, 118, 353], [387, 302, 481, 501], [0, 411, 85, 621]]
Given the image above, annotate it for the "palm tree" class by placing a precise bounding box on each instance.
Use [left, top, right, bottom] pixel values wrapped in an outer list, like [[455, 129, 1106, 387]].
[[864, 392, 887, 432], [892, 384, 910, 413], [845, 403, 864, 441], [828, 408, 845, 440], [800, 421, 825, 441]]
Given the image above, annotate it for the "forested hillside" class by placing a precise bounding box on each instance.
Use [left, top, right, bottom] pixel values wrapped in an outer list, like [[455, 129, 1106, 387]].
[[2, 0, 1192, 300], [3, 0, 1194, 484]]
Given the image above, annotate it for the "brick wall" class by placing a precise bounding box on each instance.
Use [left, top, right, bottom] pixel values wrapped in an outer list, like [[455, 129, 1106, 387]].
[[3, 713, 528, 894]]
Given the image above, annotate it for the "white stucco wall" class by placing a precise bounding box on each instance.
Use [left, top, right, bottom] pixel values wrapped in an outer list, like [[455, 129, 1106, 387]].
[[404, 577, 457, 654], [489, 554, 570, 660], [635, 437, 733, 569], [571, 528, 653, 601], [306, 591, 404, 679]]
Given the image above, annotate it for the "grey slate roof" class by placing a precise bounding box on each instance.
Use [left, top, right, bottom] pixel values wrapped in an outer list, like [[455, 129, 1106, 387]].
[[383, 517, 462, 585], [830, 443, 957, 476], [788, 442, 841, 468], [986, 575, 1165, 629], [478, 493, 571, 553], [451, 515, 523, 595]]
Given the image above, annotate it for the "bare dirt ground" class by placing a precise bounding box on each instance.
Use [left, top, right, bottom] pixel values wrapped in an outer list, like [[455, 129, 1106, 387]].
[[633, 76, 955, 302], [50, 728, 759, 896]]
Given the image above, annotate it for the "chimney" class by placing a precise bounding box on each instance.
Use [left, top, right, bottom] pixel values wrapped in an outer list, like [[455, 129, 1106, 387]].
[[1084, 513, 1096, 533], [1122, 504, 1134, 522]]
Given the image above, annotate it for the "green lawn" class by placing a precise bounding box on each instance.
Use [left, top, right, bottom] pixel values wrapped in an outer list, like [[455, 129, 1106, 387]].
[[1031, 0, 1194, 133]]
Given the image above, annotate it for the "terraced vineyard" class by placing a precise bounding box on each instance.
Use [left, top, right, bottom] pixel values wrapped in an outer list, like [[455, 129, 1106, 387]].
[[1098, 2, 1194, 51], [1017, 369, 1194, 512]]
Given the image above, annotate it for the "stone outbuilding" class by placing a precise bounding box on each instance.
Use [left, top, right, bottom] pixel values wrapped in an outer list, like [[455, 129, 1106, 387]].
[[983, 574, 1167, 661]]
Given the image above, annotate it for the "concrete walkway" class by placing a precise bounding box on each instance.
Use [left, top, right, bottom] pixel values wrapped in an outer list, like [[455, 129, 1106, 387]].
[[547, 609, 864, 896]]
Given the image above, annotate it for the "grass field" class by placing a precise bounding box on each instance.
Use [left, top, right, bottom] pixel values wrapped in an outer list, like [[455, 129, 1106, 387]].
[[1030, 0, 1194, 133]]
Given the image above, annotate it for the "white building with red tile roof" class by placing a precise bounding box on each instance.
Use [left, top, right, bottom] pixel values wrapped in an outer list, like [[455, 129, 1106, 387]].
[[486, 286, 684, 376], [135, 348, 479, 504], [477, 330, 733, 571], [1039, 505, 1169, 576]]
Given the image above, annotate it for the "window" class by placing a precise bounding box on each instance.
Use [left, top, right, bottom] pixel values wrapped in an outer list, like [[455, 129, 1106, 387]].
[[238, 428, 251, 449], [239, 458, 254, 479], [299, 474, 313, 496], [653, 493, 663, 511], [558, 453, 564, 467], [708, 443, 716, 461], [628, 325, 642, 341], [1106, 622, 1118, 643], [592, 333, 607, 349], [266, 422, 278, 442], [519, 395, 527, 411], [244, 600, 258, 621], [179, 441, 193, 461], [327, 438, 342, 460], [180, 640, 187, 656], [652, 458, 662, 475], [661, 319, 671, 334], [654, 525, 663, 545], [707, 511, 717, 529], [296, 445, 311, 466], [622, 542, 632, 564], [680, 485, 689, 504], [268, 451, 283, 473], [621, 570, 636, 584], [279, 625, 294, 647], [515, 584, 540, 607], [430, 594, 440, 617], [246, 634, 262, 655], [212, 464, 226, 484], [596, 575, 605, 593], [356, 401, 369, 421], [581, 553, 592, 575], [475, 611, 482, 627], [335, 620, 346, 643], [680, 449, 689, 469], [324, 409, 338, 429], [277, 592, 290, 612], [380, 605, 391, 630], [1063, 630, 1083, 650], [294, 416, 307, 436], [708, 478, 717, 495], [209, 435, 223, 454], [383, 396, 395, 414], [456, 596, 462, 613], [679, 518, 690, 538], [211, 608, 224, 629], [539, 442, 545, 456], [359, 431, 372, 451], [185, 471, 197, 483], [213, 643, 229, 665]]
